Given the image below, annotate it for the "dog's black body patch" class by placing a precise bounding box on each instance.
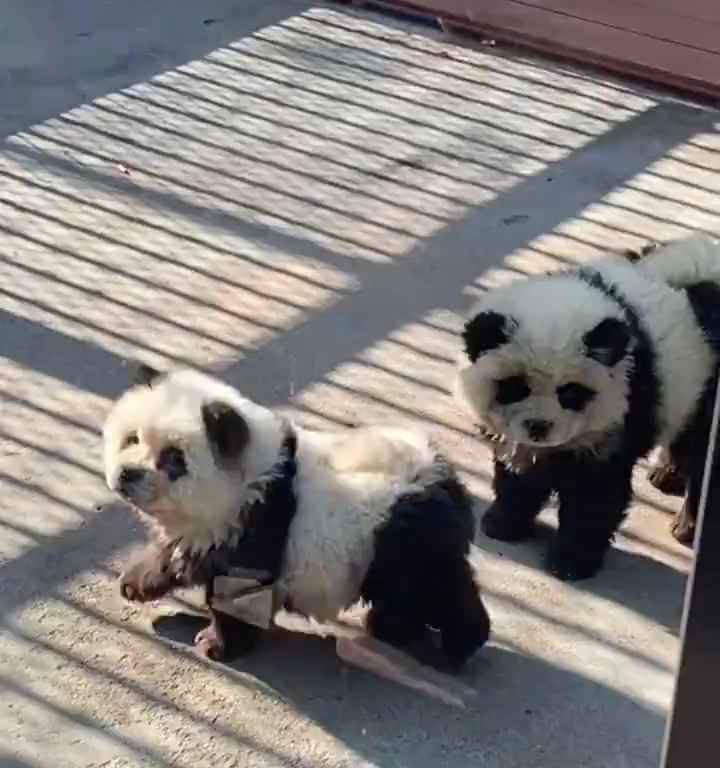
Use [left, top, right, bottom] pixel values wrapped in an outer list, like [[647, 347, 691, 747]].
[[182, 430, 298, 590], [361, 456, 490, 668]]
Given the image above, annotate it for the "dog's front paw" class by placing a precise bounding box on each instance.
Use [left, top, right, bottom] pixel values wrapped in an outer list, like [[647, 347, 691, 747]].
[[194, 623, 225, 661], [481, 504, 535, 542], [647, 465, 686, 497], [547, 545, 603, 581]]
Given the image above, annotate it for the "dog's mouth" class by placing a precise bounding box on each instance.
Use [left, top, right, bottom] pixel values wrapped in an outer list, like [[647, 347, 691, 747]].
[[112, 467, 171, 508], [118, 484, 152, 504], [115, 482, 162, 513], [521, 436, 568, 449]]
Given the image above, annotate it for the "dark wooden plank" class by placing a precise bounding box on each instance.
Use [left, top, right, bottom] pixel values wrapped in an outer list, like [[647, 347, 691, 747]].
[[519, 0, 720, 53], [612, 0, 720, 24], [376, 0, 720, 99], [661, 380, 720, 768]]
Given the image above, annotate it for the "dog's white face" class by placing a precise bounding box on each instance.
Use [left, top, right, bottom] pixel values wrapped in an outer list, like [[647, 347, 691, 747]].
[[103, 365, 267, 549], [455, 273, 634, 449]]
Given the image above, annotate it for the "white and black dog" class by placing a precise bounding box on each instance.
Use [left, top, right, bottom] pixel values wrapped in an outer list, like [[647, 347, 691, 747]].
[[455, 234, 720, 580], [103, 364, 490, 700]]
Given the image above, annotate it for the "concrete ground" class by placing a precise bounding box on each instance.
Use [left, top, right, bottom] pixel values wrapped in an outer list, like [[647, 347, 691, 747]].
[[1, 2, 719, 766]]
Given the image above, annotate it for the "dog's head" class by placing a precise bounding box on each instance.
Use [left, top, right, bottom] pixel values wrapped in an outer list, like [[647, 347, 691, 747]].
[[103, 363, 282, 549], [455, 272, 635, 449]]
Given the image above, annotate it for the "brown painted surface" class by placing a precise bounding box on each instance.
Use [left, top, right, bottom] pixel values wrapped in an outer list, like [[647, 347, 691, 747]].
[[377, 0, 720, 99]]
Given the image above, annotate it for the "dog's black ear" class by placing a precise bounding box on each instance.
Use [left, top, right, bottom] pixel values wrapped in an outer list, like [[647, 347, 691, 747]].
[[462, 311, 512, 363], [583, 318, 632, 366], [127, 360, 163, 388], [202, 401, 250, 462]]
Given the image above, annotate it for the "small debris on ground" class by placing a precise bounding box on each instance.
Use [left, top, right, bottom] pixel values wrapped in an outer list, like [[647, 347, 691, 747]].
[[502, 214, 530, 226]]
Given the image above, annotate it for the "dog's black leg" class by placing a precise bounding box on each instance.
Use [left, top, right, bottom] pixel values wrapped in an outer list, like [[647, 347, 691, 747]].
[[482, 459, 553, 542], [193, 581, 226, 660], [194, 582, 263, 660], [362, 474, 491, 670], [366, 602, 426, 650], [435, 558, 491, 669], [647, 447, 687, 497], [550, 463, 633, 580], [672, 444, 706, 546]]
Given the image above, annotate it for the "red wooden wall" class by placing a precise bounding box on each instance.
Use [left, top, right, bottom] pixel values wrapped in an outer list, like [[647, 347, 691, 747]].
[[376, 0, 720, 100]]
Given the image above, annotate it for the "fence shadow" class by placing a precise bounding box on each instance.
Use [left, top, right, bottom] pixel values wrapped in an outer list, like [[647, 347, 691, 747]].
[[1, 3, 718, 765]]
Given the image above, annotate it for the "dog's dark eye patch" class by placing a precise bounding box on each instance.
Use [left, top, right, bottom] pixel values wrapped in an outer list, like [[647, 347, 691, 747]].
[[557, 382, 595, 411], [122, 432, 139, 449], [157, 446, 188, 482], [495, 375, 531, 405]]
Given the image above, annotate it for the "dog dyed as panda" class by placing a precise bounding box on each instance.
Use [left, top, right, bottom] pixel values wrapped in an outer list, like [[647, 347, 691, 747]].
[[103, 364, 490, 702], [455, 234, 720, 580]]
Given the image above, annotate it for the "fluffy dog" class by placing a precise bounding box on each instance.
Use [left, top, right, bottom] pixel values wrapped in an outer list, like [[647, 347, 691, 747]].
[[455, 234, 720, 578], [103, 364, 490, 703]]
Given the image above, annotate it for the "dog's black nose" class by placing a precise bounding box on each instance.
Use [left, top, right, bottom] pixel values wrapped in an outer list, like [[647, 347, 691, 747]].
[[119, 467, 145, 487], [524, 419, 552, 441]]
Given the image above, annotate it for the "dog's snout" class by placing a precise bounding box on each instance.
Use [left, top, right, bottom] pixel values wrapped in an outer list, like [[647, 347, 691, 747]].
[[119, 467, 146, 488], [114, 465, 157, 506], [523, 419, 552, 441]]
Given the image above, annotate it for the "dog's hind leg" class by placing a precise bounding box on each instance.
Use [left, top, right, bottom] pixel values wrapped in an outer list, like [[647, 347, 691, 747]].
[[433, 557, 491, 669]]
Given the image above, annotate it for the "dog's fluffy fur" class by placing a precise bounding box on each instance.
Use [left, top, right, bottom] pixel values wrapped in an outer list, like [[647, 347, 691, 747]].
[[104, 366, 491, 667], [455, 234, 720, 578], [620, 241, 687, 497]]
